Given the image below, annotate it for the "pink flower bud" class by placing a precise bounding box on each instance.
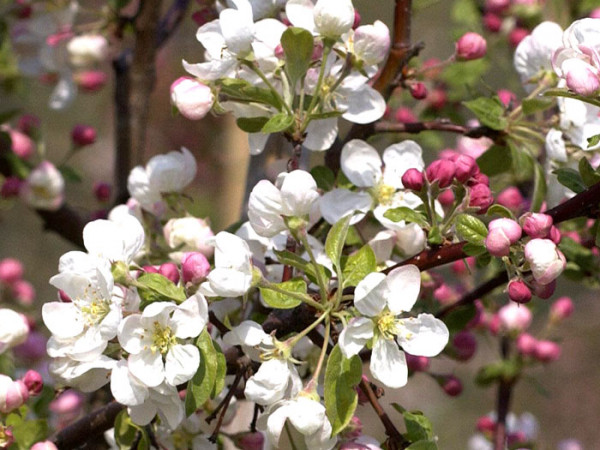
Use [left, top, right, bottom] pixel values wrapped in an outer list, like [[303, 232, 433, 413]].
[[9, 129, 34, 159], [17, 114, 40, 136], [485, 218, 522, 257], [476, 415, 496, 433], [524, 239, 566, 285], [234, 432, 264, 450], [498, 302, 532, 332], [159, 262, 180, 284], [468, 183, 493, 213], [533, 340, 561, 362], [71, 124, 96, 147], [454, 155, 478, 183], [566, 62, 600, 96], [489, 218, 522, 242], [558, 439, 584, 450], [394, 107, 417, 123], [352, 10, 361, 29], [1, 177, 22, 198], [469, 172, 489, 186], [22, 370, 43, 396], [426, 159, 456, 188], [440, 374, 463, 396], [0, 376, 29, 413], [91, 181, 111, 203], [483, 13, 502, 32], [488, 313, 501, 335], [455, 32, 487, 61], [437, 189, 455, 205], [497, 89, 516, 108], [550, 296, 574, 322], [516, 333, 537, 356], [401, 168, 424, 191], [549, 226, 561, 244], [509, 28, 529, 47], [49, 390, 83, 415], [451, 257, 475, 275], [521, 212, 553, 238], [496, 187, 524, 212], [531, 279, 556, 299], [11, 280, 35, 305], [409, 82, 428, 100], [452, 331, 477, 361], [181, 252, 211, 285], [142, 265, 159, 274], [591, 8, 600, 19], [405, 354, 430, 372], [433, 283, 458, 305], [74, 70, 108, 92], [0, 258, 23, 284], [426, 88, 447, 110], [507, 280, 531, 304], [30, 441, 58, 450], [191, 8, 216, 26], [486, 0, 510, 13], [170, 77, 214, 120]]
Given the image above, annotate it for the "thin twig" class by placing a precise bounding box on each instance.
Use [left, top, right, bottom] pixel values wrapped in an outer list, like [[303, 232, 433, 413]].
[[493, 337, 514, 450], [436, 272, 508, 318]]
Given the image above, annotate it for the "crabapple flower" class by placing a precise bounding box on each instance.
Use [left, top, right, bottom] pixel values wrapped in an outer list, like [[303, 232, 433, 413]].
[[200, 232, 257, 297], [0, 375, 29, 413], [484, 218, 522, 257], [352, 20, 390, 66], [257, 395, 337, 450], [170, 77, 215, 120], [339, 265, 449, 388], [80, 215, 145, 265], [48, 356, 117, 392], [524, 239, 566, 285], [163, 216, 215, 258], [514, 21, 563, 87], [248, 170, 320, 237], [20, 161, 64, 210], [127, 147, 197, 214], [66, 34, 109, 67], [0, 308, 29, 354], [117, 293, 208, 387], [498, 302, 532, 332], [313, 0, 355, 38]]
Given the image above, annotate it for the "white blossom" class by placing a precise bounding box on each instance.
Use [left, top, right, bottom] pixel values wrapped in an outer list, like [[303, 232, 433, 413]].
[[20, 161, 64, 211], [0, 308, 29, 354]]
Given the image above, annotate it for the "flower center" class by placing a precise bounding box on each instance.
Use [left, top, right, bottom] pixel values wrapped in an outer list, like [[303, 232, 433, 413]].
[[151, 321, 177, 355], [376, 183, 395, 205], [377, 311, 399, 340], [32, 184, 55, 200], [76, 286, 111, 327]]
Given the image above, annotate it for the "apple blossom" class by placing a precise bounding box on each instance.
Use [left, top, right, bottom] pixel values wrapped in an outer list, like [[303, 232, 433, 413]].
[[0, 375, 29, 413], [20, 161, 65, 210], [485, 218, 522, 257], [339, 265, 449, 388], [524, 239, 566, 285], [22, 370, 43, 395], [164, 216, 215, 258], [514, 21, 563, 86], [352, 20, 390, 66], [0, 308, 29, 353], [181, 252, 211, 285], [497, 303, 532, 332], [521, 212, 553, 238], [313, 0, 354, 38], [8, 128, 34, 159], [66, 34, 108, 67], [550, 297, 574, 322], [170, 77, 215, 120]]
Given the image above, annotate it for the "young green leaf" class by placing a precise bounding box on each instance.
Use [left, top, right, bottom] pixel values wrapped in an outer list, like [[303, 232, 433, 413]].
[[185, 329, 218, 416], [403, 410, 435, 442], [236, 117, 270, 133], [578, 157, 600, 187], [311, 165, 336, 191], [281, 27, 314, 89], [136, 273, 187, 308], [476, 144, 511, 176], [325, 214, 352, 269], [383, 207, 429, 228], [261, 112, 294, 134], [341, 245, 377, 288], [531, 162, 547, 212], [114, 410, 150, 450], [455, 214, 488, 245], [259, 278, 309, 309], [553, 168, 586, 194], [463, 97, 507, 131]]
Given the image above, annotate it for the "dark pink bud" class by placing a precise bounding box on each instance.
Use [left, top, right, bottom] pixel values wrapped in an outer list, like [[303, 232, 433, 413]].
[[550, 296, 574, 322], [521, 212, 553, 238], [497, 89, 516, 108], [437, 189, 455, 205], [394, 107, 417, 123], [0, 258, 23, 284], [49, 390, 83, 414], [509, 28, 529, 48], [507, 280, 531, 304], [352, 10, 361, 29], [439, 149, 459, 160], [22, 370, 43, 396], [274, 44, 284, 59], [191, 8, 216, 26], [58, 289, 71, 302], [483, 13, 502, 33], [440, 374, 463, 396], [405, 354, 430, 372], [93, 182, 111, 202], [451, 257, 475, 275], [9, 129, 34, 159], [74, 70, 108, 92], [531, 279, 556, 299], [533, 340, 561, 362], [11, 280, 35, 305], [426, 88, 447, 110], [452, 331, 477, 361], [455, 32, 487, 61], [468, 172, 489, 186], [409, 82, 428, 100], [508, 431, 527, 446], [401, 168, 424, 191], [143, 265, 160, 274], [159, 263, 180, 284], [433, 283, 458, 305], [1, 177, 22, 198], [486, 0, 510, 13], [17, 114, 40, 136], [516, 333, 537, 356], [181, 252, 211, 284], [71, 124, 96, 147], [496, 187, 524, 212], [426, 159, 456, 188], [549, 226, 561, 244], [234, 432, 264, 450], [469, 183, 493, 213], [454, 155, 478, 183], [476, 415, 496, 434]]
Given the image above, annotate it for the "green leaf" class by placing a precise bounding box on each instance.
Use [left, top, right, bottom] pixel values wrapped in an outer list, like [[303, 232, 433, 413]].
[[261, 112, 294, 133], [219, 78, 282, 109], [508, 140, 534, 182], [462, 243, 487, 256], [109, 0, 134, 10], [427, 226, 443, 245], [406, 440, 438, 450], [587, 133, 600, 149], [559, 237, 596, 274], [531, 162, 547, 212], [476, 145, 511, 177], [114, 410, 150, 450], [463, 97, 507, 131], [59, 165, 83, 183], [595, 220, 600, 248], [543, 88, 600, 109], [136, 273, 186, 309], [236, 117, 269, 133], [578, 157, 600, 187], [486, 204, 516, 220], [521, 97, 554, 115], [0, 108, 19, 124], [259, 278, 308, 309], [308, 110, 344, 120], [324, 344, 362, 435], [341, 245, 376, 288], [311, 165, 336, 191], [455, 214, 488, 245], [281, 27, 314, 89], [185, 329, 218, 416], [2, 150, 29, 179], [475, 360, 520, 386], [325, 214, 352, 269], [272, 249, 331, 286], [443, 303, 477, 333], [403, 410, 435, 442], [553, 168, 586, 194], [383, 207, 429, 228], [212, 339, 227, 398]]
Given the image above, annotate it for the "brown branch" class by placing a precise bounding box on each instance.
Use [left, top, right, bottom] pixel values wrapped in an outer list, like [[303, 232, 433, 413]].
[[546, 179, 600, 223], [493, 337, 514, 450], [156, 0, 192, 48], [374, 121, 503, 140], [383, 241, 468, 274]]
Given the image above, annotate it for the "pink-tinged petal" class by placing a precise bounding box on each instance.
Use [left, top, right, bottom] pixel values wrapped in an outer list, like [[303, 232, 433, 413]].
[[384, 265, 421, 315], [370, 337, 408, 388], [42, 302, 83, 339], [110, 360, 148, 406], [354, 272, 387, 317], [339, 317, 374, 358], [165, 344, 199, 386], [128, 352, 164, 388], [341, 140, 382, 188], [396, 313, 449, 357], [172, 293, 208, 339]]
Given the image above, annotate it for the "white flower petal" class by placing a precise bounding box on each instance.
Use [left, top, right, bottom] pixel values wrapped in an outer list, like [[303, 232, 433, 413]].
[[396, 313, 449, 357], [341, 85, 386, 124], [354, 272, 387, 317], [42, 302, 83, 339], [384, 265, 421, 315], [172, 293, 209, 339], [339, 317, 374, 358], [110, 360, 149, 406], [370, 337, 408, 388], [165, 344, 199, 386], [244, 359, 290, 405], [341, 140, 382, 188], [382, 140, 424, 189], [319, 189, 372, 225], [129, 351, 165, 388], [304, 118, 338, 151]]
